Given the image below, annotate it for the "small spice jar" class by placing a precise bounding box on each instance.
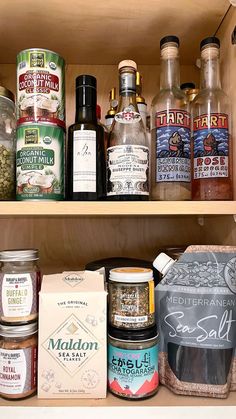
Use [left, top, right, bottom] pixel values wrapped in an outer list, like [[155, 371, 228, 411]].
[[109, 267, 155, 329], [0, 249, 41, 324], [0, 322, 38, 399], [108, 326, 159, 399], [0, 86, 16, 200]]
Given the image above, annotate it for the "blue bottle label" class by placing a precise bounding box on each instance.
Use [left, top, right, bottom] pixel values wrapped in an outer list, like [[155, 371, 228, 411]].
[[193, 113, 229, 179], [155, 109, 191, 182], [108, 343, 159, 398]]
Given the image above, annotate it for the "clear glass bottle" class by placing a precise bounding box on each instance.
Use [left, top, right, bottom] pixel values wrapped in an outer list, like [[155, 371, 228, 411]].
[[107, 60, 149, 200], [136, 72, 147, 130], [67, 75, 106, 201], [0, 87, 16, 200], [151, 36, 191, 200], [105, 88, 118, 131], [192, 37, 232, 200]]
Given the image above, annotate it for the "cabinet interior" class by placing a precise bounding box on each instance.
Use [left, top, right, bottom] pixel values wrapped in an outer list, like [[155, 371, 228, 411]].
[[0, 0, 236, 409]]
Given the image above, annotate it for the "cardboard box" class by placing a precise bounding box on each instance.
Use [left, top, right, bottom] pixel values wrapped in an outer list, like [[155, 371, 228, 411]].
[[38, 271, 107, 398]]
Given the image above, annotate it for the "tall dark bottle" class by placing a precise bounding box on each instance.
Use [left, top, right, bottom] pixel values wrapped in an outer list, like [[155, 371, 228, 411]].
[[67, 75, 106, 200]]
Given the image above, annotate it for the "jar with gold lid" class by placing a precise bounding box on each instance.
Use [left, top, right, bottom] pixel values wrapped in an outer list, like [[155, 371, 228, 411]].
[[0, 249, 41, 325], [0, 322, 38, 399]]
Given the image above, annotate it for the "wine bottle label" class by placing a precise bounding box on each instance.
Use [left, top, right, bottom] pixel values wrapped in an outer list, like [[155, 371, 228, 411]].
[[107, 145, 149, 196], [155, 109, 191, 182], [115, 107, 141, 124], [193, 113, 229, 179], [73, 130, 96, 193]]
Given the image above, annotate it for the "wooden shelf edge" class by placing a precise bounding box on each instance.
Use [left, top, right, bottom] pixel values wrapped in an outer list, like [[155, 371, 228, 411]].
[[0, 386, 236, 409], [0, 201, 235, 216]]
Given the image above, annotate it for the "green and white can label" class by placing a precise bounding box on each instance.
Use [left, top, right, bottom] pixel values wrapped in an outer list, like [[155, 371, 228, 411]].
[[16, 125, 65, 200], [17, 48, 65, 128], [108, 343, 159, 398]]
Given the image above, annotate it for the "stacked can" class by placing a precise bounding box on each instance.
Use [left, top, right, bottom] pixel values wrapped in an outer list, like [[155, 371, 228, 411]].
[[16, 49, 65, 200], [107, 267, 159, 400]]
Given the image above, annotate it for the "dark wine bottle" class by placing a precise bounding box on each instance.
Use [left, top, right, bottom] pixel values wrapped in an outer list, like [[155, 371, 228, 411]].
[[67, 75, 106, 200]]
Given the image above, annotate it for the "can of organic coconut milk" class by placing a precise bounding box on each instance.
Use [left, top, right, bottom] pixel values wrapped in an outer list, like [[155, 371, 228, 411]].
[[17, 49, 65, 128], [16, 124, 65, 200]]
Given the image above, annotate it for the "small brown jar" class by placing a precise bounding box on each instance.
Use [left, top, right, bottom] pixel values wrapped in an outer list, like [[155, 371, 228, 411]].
[[0, 249, 41, 324], [0, 322, 37, 399]]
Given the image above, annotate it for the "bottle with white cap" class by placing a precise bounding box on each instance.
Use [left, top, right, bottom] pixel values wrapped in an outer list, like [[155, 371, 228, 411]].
[[153, 252, 176, 276], [106, 60, 149, 200]]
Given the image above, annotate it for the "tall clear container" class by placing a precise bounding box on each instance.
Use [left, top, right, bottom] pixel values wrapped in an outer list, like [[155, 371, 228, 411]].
[[107, 60, 149, 200], [0, 87, 16, 200], [151, 36, 191, 200], [192, 37, 232, 200]]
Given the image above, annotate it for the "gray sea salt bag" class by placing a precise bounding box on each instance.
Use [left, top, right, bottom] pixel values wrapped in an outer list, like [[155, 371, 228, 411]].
[[155, 245, 236, 398]]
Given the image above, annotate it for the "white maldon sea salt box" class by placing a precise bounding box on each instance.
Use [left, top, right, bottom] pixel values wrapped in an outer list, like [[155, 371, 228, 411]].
[[38, 270, 107, 398]]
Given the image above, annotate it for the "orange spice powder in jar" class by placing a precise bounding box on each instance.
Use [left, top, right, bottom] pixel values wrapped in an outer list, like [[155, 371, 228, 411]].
[[0, 249, 41, 324], [0, 322, 37, 399]]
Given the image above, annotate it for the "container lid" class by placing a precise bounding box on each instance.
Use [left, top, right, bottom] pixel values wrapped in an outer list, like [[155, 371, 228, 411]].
[[0, 249, 39, 262], [153, 253, 175, 276], [109, 267, 153, 283], [118, 60, 137, 71], [160, 35, 179, 48], [0, 322, 38, 337], [109, 325, 158, 341], [0, 86, 14, 102], [200, 37, 220, 50]]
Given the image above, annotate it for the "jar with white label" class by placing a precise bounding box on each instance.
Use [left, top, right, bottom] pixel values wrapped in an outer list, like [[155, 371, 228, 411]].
[[108, 326, 159, 399], [0, 322, 37, 399], [0, 249, 41, 324], [108, 267, 155, 329]]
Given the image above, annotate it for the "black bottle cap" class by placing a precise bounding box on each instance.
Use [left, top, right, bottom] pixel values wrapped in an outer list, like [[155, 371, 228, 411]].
[[75, 74, 97, 108], [160, 35, 179, 48], [76, 74, 97, 89], [200, 37, 220, 50], [108, 325, 158, 341], [180, 82, 196, 90]]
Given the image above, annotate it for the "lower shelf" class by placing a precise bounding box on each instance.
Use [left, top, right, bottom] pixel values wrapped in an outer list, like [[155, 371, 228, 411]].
[[1, 385, 236, 407]]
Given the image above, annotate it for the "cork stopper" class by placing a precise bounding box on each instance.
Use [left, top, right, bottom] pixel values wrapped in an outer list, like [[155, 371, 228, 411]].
[[118, 60, 137, 71]]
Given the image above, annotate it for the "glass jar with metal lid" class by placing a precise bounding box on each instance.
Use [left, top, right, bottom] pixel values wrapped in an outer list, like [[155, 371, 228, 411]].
[[0, 322, 38, 399], [108, 325, 159, 399], [0, 249, 41, 324], [108, 267, 155, 329], [0, 86, 16, 200]]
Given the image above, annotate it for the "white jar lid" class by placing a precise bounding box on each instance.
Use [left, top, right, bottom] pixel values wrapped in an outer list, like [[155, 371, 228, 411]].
[[153, 253, 175, 276], [109, 267, 153, 283]]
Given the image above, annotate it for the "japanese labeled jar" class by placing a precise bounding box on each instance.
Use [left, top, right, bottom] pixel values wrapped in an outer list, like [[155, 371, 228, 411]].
[[108, 326, 159, 399], [108, 267, 155, 329]]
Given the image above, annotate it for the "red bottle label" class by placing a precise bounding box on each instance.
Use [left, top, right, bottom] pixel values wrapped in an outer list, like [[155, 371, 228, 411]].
[[193, 113, 229, 180]]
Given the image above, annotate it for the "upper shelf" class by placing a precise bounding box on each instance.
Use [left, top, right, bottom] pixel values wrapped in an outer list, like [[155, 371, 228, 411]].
[[0, 0, 229, 65], [0, 201, 236, 216]]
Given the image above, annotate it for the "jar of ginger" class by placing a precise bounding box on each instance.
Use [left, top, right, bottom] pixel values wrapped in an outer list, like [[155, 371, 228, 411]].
[[0, 322, 37, 399], [0, 249, 41, 324]]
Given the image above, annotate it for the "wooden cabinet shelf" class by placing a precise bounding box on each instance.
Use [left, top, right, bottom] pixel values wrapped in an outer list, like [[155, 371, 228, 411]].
[[1, 385, 235, 408], [1, 201, 236, 216], [0, 0, 236, 417]]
